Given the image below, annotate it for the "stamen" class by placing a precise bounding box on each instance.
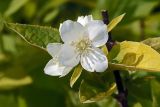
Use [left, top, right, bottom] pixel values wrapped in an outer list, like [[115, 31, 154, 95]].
[[71, 37, 91, 54]]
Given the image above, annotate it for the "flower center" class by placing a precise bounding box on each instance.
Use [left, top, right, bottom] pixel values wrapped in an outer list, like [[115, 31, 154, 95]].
[[72, 37, 91, 54]]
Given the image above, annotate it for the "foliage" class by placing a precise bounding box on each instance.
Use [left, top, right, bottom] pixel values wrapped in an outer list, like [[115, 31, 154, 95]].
[[108, 41, 160, 72], [0, 0, 160, 107]]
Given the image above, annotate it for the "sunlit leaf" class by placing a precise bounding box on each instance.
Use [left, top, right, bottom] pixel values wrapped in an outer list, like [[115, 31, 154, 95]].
[[17, 96, 27, 107], [101, 45, 108, 56], [107, 13, 125, 32], [6, 23, 61, 49], [43, 9, 59, 23], [23, 1, 37, 19], [0, 75, 32, 90], [5, 0, 29, 16], [1, 35, 17, 54], [70, 65, 83, 88], [108, 41, 160, 72], [142, 37, 160, 53]]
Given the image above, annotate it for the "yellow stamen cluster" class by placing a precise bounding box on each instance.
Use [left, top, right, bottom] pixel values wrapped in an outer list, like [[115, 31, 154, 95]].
[[72, 37, 91, 54]]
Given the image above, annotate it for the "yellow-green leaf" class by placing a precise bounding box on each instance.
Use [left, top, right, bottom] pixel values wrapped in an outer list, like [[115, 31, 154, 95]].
[[107, 13, 125, 32], [79, 71, 116, 103], [70, 65, 83, 88], [79, 80, 116, 103], [0, 75, 32, 90], [108, 41, 160, 72], [142, 37, 160, 53], [101, 45, 108, 56], [5, 0, 29, 16]]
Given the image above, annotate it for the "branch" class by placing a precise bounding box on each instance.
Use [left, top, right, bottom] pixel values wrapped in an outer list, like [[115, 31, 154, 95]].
[[101, 10, 128, 107]]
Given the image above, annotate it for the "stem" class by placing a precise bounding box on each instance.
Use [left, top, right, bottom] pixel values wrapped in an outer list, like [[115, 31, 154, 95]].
[[140, 18, 145, 40], [101, 10, 128, 107]]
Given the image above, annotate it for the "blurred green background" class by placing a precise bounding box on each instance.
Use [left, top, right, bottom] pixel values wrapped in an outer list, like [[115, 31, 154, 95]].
[[0, 0, 160, 107]]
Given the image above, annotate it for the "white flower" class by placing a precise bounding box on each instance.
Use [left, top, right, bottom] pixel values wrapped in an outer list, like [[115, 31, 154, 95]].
[[44, 15, 109, 76], [44, 43, 73, 77], [77, 15, 93, 26]]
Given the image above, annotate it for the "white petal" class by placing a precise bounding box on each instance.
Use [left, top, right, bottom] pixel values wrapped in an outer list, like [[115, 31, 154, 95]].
[[77, 15, 93, 26], [59, 20, 85, 43], [94, 56, 108, 72], [59, 43, 80, 67], [44, 59, 64, 76], [80, 47, 108, 72], [86, 21, 108, 47], [47, 43, 62, 57], [81, 53, 95, 72], [60, 67, 73, 77]]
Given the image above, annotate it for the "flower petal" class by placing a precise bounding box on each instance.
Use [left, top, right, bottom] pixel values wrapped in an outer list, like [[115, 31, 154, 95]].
[[77, 15, 93, 26], [60, 67, 73, 77], [80, 53, 94, 72], [47, 43, 62, 57], [59, 20, 85, 43], [94, 56, 108, 72], [59, 43, 80, 67], [86, 21, 108, 47], [44, 59, 64, 76], [80, 47, 108, 72]]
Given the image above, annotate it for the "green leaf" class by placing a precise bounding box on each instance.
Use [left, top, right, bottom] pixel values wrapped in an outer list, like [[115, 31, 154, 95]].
[[142, 37, 160, 53], [79, 80, 116, 103], [79, 72, 116, 103], [18, 96, 27, 107], [108, 41, 160, 72], [5, 0, 29, 16], [70, 65, 83, 88], [92, 0, 158, 25], [0, 75, 32, 90], [126, 78, 152, 107], [144, 14, 160, 37], [97, 97, 119, 107], [23, 1, 37, 19], [0, 14, 4, 32], [108, 13, 125, 32], [134, 1, 158, 18], [151, 80, 160, 107], [20, 86, 66, 107], [6, 23, 61, 49], [0, 63, 33, 90], [0, 93, 18, 107], [43, 9, 59, 23]]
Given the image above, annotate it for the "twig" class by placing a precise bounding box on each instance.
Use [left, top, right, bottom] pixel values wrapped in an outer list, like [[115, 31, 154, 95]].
[[101, 10, 128, 107], [140, 18, 145, 40]]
